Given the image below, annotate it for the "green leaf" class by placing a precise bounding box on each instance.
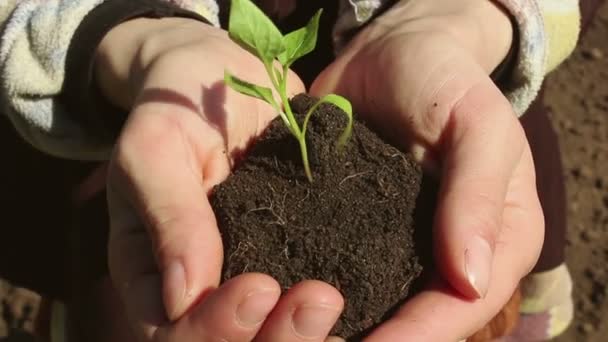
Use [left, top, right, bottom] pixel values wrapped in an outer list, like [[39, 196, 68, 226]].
[[302, 94, 353, 148], [224, 71, 278, 110], [228, 0, 285, 65], [278, 9, 322, 67]]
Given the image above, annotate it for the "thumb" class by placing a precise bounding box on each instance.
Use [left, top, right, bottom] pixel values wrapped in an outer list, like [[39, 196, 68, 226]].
[[108, 106, 224, 323], [434, 78, 525, 299]]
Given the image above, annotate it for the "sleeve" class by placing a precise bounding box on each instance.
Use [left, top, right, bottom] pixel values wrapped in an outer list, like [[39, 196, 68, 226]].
[[0, 0, 219, 161], [331, 0, 582, 117], [491, 0, 581, 115]]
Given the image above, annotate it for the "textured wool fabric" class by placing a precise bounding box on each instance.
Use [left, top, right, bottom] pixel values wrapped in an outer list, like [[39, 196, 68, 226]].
[[498, 264, 574, 341]]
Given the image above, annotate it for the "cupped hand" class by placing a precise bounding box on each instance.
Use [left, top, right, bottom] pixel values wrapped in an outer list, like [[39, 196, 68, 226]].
[[98, 18, 343, 341], [311, 0, 544, 340]]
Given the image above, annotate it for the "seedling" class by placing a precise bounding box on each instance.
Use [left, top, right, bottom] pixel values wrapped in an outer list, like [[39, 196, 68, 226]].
[[224, 0, 353, 182]]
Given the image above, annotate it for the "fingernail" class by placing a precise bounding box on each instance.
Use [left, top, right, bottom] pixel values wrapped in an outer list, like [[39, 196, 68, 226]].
[[163, 260, 186, 320], [465, 236, 493, 298], [236, 289, 280, 327], [292, 304, 341, 338]]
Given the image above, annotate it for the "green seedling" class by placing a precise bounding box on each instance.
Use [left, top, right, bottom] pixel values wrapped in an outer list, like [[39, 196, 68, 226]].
[[224, 0, 353, 182]]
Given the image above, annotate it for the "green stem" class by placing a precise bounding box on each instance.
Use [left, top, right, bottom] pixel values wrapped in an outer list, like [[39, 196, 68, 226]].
[[302, 99, 323, 138], [280, 65, 314, 181], [264, 62, 281, 93], [263, 62, 291, 128], [265, 62, 312, 182], [298, 136, 313, 182], [278, 65, 301, 136]]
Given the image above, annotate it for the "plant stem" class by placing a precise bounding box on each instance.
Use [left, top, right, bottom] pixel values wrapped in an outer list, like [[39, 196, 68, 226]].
[[263, 62, 291, 128], [278, 65, 301, 136], [279, 65, 314, 181], [264, 62, 281, 94], [298, 136, 313, 182], [265, 62, 313, 182]]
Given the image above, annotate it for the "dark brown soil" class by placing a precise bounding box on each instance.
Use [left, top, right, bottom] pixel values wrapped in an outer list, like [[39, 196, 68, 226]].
[[211, 94, 424, 340]]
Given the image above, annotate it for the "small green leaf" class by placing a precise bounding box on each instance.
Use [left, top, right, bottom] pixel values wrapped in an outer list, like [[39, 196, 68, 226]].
[[302, 94, 353, 148], [228, 0, 285, 65], [278, 9, 322, 67], [224, 71, 278, 110]]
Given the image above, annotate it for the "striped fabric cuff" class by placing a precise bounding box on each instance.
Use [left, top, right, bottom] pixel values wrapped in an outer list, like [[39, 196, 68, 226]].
[[493, 0, 547, 116]]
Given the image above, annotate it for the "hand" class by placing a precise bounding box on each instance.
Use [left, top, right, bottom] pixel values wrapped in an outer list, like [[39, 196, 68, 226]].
[[311, 0, 544, 340], [99, 18, 344, 341]]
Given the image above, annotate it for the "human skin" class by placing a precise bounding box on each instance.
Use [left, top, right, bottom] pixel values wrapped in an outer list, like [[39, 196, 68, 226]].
[[95, 0, 544, 340], [311, 0, 544, 340], [98, 17, 345, 342]]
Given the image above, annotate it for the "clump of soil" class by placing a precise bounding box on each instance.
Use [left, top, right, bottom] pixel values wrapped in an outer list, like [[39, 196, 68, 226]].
[[211, 94, 424, 340]]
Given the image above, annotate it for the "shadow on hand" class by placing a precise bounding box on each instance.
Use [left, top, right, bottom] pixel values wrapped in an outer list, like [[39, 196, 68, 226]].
[[136, 82, 229, 144], [135, 82, 255, 169]]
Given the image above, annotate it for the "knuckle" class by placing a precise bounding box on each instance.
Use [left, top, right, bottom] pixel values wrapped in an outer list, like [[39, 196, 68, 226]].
[[449, 81, 490, 129], [460, 190, 503, 241], [137, 31, 192, 74], [450, 79, 513, 130], [137, 28, 206, 69], [153, 44, 198, 66], [142, 203, 185, 251], [117, 112, 188, 167], [472, 213, 501, 245], [137, 31, 166, 67], [145, 203, 215, 259]]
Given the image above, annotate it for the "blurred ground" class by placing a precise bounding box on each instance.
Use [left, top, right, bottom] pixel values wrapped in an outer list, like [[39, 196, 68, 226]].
[[550, 2, 608, 341], [1, 2, 607, 341]]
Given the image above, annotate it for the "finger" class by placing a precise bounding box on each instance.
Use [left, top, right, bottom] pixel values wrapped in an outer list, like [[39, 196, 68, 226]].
[[433, 77, 527, 299], [108, 108, 224, 322], [255, 280, 344, 342], [154, 273, 280, 341], [365, 146, 544, 341]]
